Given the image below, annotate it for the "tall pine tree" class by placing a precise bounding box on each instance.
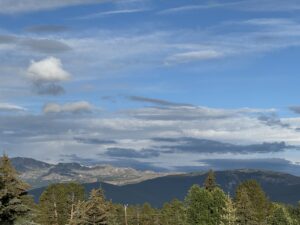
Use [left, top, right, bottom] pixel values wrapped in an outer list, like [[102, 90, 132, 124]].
[[38, 183, 84, 225], [235, 180, 270, 225], [0, 154, 30, 225], [204, 170, 217, 192], [69, 189, 109, 225], [185, 184, 226, 225]]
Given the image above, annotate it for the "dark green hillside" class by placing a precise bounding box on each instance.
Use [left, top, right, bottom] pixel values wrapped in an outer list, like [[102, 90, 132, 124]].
[[29, 169, 300, 207]]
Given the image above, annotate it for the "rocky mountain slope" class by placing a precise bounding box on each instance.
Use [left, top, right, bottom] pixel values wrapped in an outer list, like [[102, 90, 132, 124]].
[[11, 157, 166, 188]]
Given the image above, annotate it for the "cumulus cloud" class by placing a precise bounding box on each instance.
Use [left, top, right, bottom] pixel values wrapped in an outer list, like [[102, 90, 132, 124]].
[[26, 57, 71, 95], [0, 103, 26, 111], [43, 101, 93, 114], [27, 57, 70, 82]]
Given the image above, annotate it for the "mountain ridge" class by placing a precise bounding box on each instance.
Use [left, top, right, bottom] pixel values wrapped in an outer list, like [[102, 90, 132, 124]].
[[10, 157, 168, 188]]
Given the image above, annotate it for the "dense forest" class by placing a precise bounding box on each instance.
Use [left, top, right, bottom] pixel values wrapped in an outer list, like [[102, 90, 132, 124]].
[[1, 155, 300, 225]]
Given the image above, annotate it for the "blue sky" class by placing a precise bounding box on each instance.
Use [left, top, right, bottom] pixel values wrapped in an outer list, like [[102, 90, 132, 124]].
[[1, 0, 300, 174]]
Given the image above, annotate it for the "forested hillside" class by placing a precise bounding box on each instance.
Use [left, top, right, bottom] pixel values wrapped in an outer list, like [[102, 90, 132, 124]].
[[1, 155, 300, 224]]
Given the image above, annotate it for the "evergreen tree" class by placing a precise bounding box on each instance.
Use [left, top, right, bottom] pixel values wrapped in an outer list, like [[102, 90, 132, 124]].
[[204, 169, 217, 192], [221, 194, 237, 225], [268, 204, 293, 225], [235, 189, 256, 225], [235, 180, 270, 225], [185, 184, 226, 225], [140, 202, 158, 225], [106, 202, 123, 225], [287, 201, 300, 224], [0, 154, 30, 225], [69, 200, 88, 225], [38, 183, 84, 225], [82, 189, 109, 225], [15, 195, 40, 225], [161, 199, 187, 225]]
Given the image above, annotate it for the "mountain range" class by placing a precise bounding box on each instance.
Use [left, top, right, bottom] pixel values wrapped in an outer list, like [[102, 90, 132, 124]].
[[13, 157, 300, 207], [28, 169, 300, 207], [11, 157, 166, 188]]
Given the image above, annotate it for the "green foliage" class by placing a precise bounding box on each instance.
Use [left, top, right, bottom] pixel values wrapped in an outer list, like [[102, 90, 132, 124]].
[[221, 194, 237, 225], [268, 204, 293, 225], [1, 161, 300, 225], [235, 180, 270, 225], [38, 182, 84, 225], [139, 202, 159, 225], [0, 154, 30, 225], [161, 199, 187, 225], [287, 201, 300, 224], [236, 189, 256, 225], [185, 184, 226, 225], [204, 169, 217, 192], [70, 188, 109, 225]]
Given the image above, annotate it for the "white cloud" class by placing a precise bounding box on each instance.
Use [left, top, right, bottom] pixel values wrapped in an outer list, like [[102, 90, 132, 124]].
[[165, 50, 223, 64], [0, 103, 26, 111], [26, 57, 71, 82], [0, 0, 103, 14], [159, 0, 300, 14], [78, 8, 148, 20], [43, 101, 93, 114]]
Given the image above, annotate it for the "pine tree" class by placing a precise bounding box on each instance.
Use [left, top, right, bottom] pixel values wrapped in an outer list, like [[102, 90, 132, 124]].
[[185, 184, 226, 225], [161, 199, 187, 225], [204, 169, 217, 192], [83, 189, 109, 225], [0, 154, 30, 225], [106, 202, 123, 225], [69, 200, 88, 225], [15, 195, 40, 225], [235, 180, 270, 225], [140, 202, 157, 225], [235, 188, 257, 225], [221, 194, 237, 225], [268, 204, 293, 225], [38, 183, 84, 225]]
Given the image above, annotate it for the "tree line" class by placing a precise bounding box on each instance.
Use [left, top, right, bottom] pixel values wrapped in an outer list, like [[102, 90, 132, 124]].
[[0, 155, 300, 225]]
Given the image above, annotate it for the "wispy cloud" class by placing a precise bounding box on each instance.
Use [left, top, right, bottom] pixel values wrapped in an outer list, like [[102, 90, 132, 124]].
[[77, 8, 148, 20], [159, 1, 241, 14], [159, 0, 300, 14], [0, 0, 104, 14], [290, 106, 300, 114], [43, 101, 93, 114], [0, 103, 27, 112], [128, 96, 192, 106], [165, 50, 223, 65], [25, 25, 69, 33]]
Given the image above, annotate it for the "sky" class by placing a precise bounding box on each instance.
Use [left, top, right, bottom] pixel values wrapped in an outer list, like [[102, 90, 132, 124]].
[[1, 0, 300, 174]]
